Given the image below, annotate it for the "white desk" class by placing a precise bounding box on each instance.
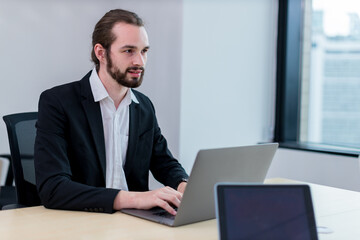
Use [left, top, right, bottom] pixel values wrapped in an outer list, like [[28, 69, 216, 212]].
[[268, 178, 360, 239], [0, 178, 359, 239]]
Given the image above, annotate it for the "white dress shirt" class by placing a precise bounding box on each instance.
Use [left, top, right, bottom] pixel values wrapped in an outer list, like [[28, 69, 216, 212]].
[[89, 68, 139, 190]]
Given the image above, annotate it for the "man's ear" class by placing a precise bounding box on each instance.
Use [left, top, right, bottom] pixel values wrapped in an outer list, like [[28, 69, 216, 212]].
[[94, 43, 106, 63]]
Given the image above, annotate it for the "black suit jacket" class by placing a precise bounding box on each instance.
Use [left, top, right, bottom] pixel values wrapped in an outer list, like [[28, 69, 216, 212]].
[[34, 71, 188, 213]]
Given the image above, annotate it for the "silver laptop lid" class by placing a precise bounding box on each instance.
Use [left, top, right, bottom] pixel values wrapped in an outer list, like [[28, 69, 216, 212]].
[[173, 143, 278, 226]]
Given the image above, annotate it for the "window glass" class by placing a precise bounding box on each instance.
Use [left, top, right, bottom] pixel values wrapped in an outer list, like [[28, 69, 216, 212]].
[[300, 0, 360, 148]]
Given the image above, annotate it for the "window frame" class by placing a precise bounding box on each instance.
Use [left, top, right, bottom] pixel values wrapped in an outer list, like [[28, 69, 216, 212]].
[[273, 0, 360, 157]]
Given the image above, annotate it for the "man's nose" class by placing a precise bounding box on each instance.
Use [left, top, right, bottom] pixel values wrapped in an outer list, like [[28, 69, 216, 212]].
[[133, 53, 146, 66]]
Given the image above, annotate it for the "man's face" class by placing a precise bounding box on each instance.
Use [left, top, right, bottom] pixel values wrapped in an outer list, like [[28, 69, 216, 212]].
[[106, 22, 149, 88]]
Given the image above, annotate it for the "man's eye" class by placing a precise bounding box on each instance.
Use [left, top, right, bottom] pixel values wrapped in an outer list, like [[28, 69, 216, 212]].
[[124, 49, 133, 53]]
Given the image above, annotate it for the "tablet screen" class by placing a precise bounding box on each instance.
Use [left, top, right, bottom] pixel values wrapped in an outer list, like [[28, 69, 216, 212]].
[[216, 184, 318, 240]]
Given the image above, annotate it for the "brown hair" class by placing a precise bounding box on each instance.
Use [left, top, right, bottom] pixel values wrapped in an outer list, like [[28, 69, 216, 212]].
[[91, 9, 144, 71]]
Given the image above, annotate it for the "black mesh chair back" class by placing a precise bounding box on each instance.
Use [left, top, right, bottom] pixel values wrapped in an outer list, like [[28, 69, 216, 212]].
[[3, 112, 40, 207]]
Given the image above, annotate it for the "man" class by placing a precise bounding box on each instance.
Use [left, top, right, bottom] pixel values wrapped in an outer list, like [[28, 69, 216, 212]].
[[34, 9, 188, 215]]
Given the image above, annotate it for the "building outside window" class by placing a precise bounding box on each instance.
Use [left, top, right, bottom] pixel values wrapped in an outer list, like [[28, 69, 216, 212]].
[[300, 0, 360, 149]]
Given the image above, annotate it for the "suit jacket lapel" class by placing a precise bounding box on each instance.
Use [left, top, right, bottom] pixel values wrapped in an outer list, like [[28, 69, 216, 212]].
[[124, 102, 140, 178], [80, 73, 107, 179]]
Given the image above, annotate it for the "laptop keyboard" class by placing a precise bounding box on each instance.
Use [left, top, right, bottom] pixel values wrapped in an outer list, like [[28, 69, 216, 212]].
[[151, 207, 177, 220]]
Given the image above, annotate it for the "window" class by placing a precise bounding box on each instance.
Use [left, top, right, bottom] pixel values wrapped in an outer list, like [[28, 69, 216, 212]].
[[274, 0, 360, 156]]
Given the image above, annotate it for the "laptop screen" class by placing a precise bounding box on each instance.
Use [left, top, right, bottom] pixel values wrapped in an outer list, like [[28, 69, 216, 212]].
[[215, 184, 318, 240]]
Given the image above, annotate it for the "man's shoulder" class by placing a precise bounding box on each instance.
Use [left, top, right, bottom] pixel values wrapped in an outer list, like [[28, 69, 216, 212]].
[[45, 81, 80, 94]]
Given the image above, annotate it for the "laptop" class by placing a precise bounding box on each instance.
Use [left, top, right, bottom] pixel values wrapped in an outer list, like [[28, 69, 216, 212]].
[[120, 143, 278, 227], [214, 183, 318, 240]]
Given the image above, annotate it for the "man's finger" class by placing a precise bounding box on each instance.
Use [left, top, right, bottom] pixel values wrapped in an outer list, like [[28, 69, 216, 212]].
[[157, 189, 182, 207], [155, 199, 177, 215], [162, 186, 183, 200]]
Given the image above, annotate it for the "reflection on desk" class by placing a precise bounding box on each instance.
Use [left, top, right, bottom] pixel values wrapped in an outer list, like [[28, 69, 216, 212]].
[[0, 178, 359, 240]]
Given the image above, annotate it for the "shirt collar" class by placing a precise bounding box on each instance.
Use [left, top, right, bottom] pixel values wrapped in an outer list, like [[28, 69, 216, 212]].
[[130, 89, 139, 104], [89, 68, 139, 104]]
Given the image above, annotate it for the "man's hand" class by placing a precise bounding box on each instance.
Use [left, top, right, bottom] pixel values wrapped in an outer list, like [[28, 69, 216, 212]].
[[113, 186, 182, 215], [177, 181, 187, 194]]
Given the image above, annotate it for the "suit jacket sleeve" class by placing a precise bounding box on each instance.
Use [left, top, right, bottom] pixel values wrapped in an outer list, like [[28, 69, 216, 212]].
[[35, 89, 119, 214]]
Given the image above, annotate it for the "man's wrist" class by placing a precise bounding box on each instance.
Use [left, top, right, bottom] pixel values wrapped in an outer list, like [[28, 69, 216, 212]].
[[177, 179, 188, 193], [113, 191, 122, 210], [176, 178, 188, 187], [113, 190, 138, 210]]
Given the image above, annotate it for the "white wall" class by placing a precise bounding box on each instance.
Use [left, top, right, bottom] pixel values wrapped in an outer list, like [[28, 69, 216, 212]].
[[180, 0, 278, 172], [267, 148, 360, 191], [0, 157, 9, 185]]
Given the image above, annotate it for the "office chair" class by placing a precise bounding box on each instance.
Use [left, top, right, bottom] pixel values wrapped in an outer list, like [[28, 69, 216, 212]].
[[2, 112, 41, 209]]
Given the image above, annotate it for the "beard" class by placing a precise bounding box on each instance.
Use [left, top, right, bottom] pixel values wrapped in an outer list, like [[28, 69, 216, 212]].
[[106, 52, 145, 88]]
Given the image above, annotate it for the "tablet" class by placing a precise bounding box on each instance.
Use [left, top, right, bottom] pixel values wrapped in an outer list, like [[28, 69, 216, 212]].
[[215, 183, 318, 240]]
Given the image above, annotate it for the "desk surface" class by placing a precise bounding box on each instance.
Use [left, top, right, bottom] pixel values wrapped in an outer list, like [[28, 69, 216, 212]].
[[1, 178, 360, 240]]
